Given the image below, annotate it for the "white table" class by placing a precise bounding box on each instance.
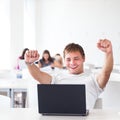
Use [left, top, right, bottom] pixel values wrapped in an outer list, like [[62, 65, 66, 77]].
[[0, 78, 30, 107], [0, 108, 120, 120], [0, 75, 40, 108]]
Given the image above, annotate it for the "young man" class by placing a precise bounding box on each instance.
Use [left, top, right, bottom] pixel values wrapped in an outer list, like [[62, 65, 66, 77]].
[[25, 39, 113, 109]]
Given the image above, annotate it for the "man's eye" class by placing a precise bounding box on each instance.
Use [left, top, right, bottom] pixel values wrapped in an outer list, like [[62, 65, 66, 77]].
[[74, 58, 79, 60], [66, 59, 71, 62]]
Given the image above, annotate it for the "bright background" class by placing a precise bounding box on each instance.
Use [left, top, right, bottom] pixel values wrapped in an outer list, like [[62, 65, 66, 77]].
[[0, 0, 120, 69]]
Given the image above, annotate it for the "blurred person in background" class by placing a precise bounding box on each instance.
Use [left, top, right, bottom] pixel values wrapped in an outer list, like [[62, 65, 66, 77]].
[[35, 50, 55, 68]]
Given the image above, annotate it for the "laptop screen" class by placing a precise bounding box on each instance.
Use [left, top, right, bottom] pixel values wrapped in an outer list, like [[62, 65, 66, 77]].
[[37, 84, 87, 116]]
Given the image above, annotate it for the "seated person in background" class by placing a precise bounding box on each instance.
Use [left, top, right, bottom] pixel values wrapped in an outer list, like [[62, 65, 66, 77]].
[[15, 48, 29, 70], [35, 49, 55, 68], [52, 53, 64, 69], [25, 39, 113, 109]]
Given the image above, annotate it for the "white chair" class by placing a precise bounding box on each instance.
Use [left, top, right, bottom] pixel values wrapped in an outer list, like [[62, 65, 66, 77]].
[[94, 98, 103, 109], [84, 63, 95, 74], [0, 95, 11, 108], [101, 81, 120, 110]]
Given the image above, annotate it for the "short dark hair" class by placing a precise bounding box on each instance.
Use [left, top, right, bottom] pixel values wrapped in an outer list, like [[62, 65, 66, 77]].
[[63, 43, 85, 58]]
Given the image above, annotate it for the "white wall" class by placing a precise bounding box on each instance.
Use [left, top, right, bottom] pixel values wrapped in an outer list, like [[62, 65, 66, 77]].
[[10, 0, 24, 68], [7, 0, 120, 68], [0, 0, 11, 69], [35, 0, 120, 66], [10, 0, 36, 68]]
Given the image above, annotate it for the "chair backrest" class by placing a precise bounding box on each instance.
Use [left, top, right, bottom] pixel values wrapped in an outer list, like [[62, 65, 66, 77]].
[[94, 98, 102, 109], [0, 95, 11, 108]]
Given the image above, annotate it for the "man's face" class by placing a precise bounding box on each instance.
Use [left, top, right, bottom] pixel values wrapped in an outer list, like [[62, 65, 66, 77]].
[[64, 51, 85, 74]]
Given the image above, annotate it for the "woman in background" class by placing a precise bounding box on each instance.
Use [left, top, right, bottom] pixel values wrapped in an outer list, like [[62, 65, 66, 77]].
[[15, 48, 29, 79], [16, 48, 29, 70], [35, 50, 55, 68]]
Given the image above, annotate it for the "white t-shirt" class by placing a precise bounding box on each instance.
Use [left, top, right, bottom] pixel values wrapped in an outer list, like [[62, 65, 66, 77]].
[[51, 70, 103, 110]]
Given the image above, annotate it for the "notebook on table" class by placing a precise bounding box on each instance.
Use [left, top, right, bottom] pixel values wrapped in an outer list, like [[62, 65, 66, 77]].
[[37, 84, 89, 116]]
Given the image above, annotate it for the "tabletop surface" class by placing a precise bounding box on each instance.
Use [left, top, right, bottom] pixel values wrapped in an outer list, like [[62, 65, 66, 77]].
[[0, 108, 120, 120]]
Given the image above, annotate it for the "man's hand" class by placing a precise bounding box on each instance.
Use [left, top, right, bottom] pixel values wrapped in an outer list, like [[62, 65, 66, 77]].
[[24, 50, 40, 64], [97, 39, 112, 54]]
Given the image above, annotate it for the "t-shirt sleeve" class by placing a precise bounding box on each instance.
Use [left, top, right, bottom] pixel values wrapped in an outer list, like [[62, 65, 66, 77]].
[[51, 74, 57, 84]]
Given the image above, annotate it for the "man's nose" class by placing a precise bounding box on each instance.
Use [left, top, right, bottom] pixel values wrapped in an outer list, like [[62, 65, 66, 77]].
[[70, 59, 75, 64]]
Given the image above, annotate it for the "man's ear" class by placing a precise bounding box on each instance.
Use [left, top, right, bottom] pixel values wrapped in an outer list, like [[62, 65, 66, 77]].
[[83, 56, 85, 62]]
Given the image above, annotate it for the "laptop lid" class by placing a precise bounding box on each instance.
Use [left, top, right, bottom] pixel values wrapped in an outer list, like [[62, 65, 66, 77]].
[[37, 84, 89, 116]]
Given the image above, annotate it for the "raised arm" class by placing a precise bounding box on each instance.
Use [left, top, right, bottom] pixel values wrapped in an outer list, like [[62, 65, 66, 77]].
[[24, 50, 52, 84], [96, 39, 113, 89]]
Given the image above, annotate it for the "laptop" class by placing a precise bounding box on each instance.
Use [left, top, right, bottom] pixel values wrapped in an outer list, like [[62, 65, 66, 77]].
[[37, 84, 89, 116]]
